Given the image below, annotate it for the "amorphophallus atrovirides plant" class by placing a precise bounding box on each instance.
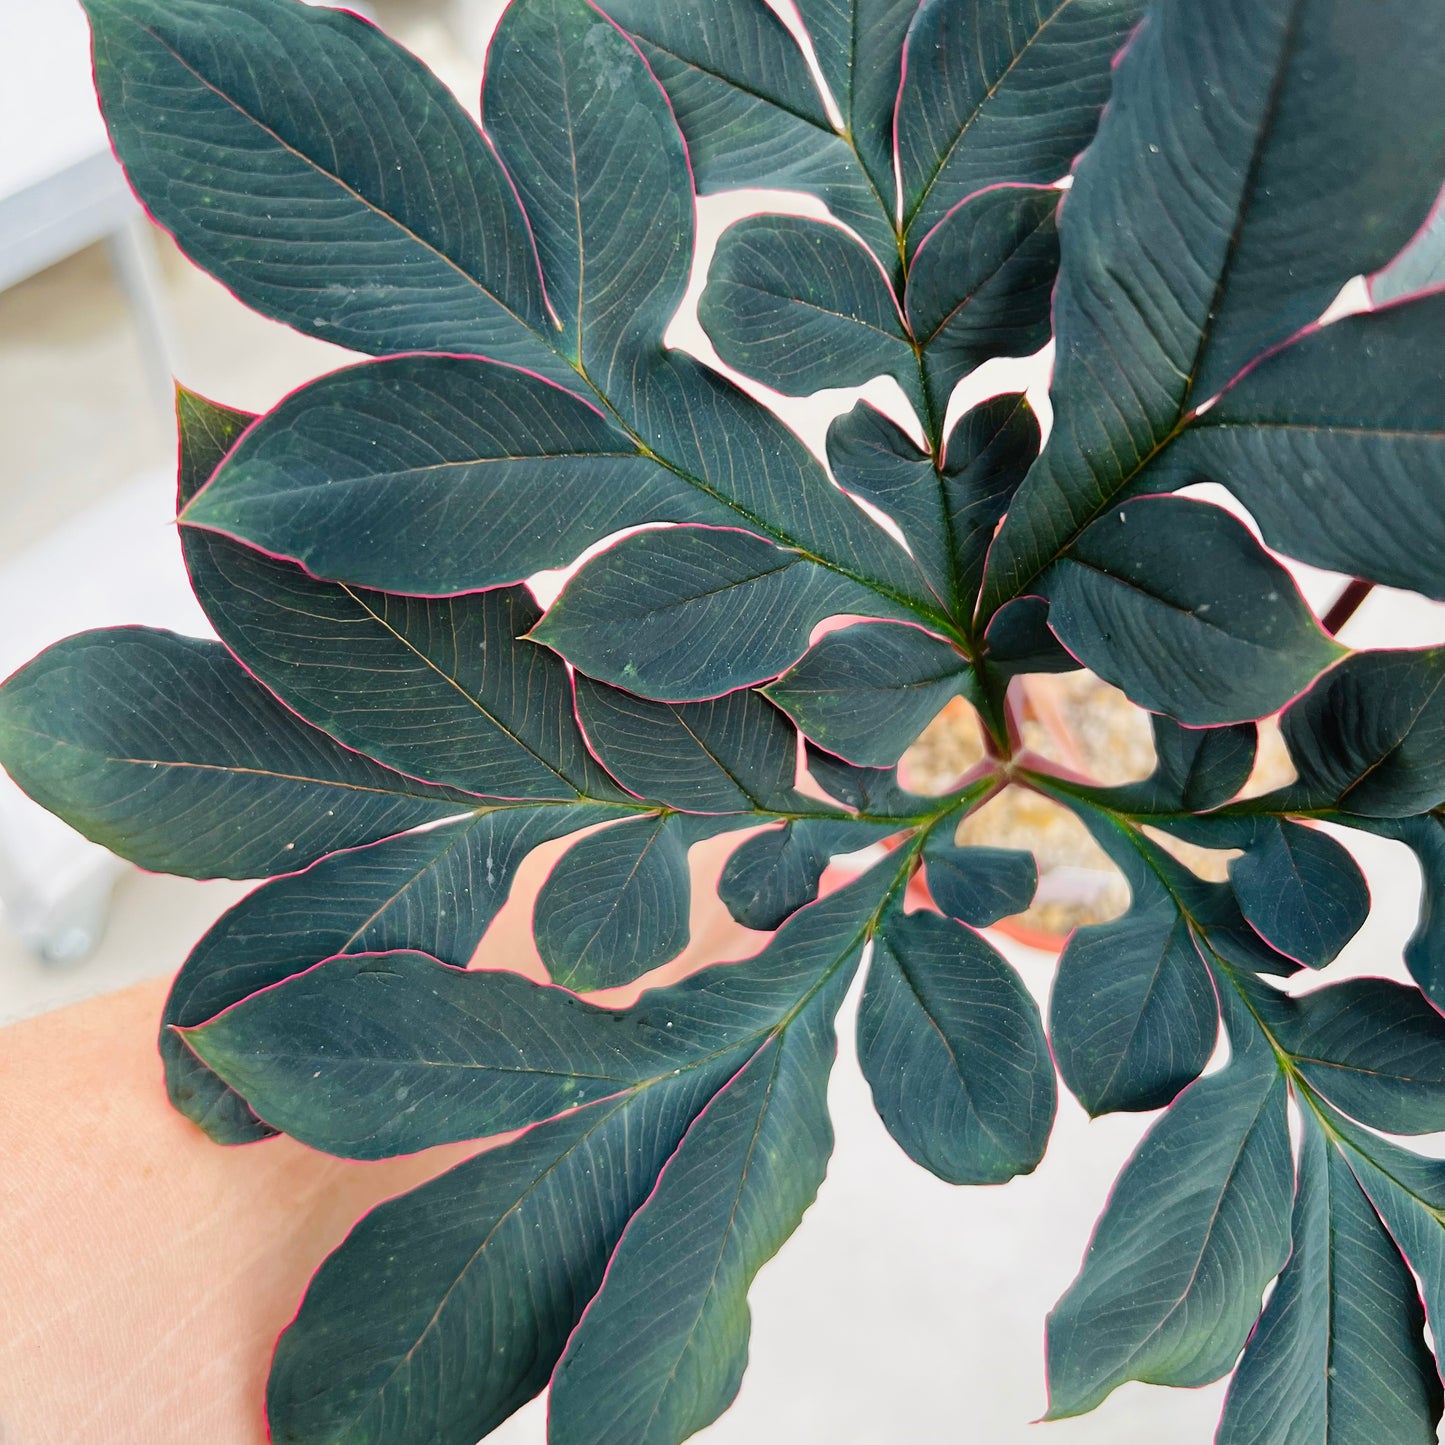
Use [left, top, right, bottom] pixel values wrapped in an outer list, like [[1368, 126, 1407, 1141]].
[[3, 0, 1445, 1440]]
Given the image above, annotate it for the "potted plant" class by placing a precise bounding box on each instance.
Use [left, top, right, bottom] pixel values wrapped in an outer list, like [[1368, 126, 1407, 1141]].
[[4, 0, 1445, 1440]]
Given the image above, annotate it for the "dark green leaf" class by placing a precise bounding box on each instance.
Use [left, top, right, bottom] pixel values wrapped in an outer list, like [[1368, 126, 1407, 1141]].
[[547, 954, 857, 1445], [905, 185, 1060, 417], [181, 356, 713, 594], [940, 394, 1042, 613], [84, 0, 566, 380], [1050, 893, 1217, 1116], [1096, 716, 1258, 816], [1230, 819, 1369, 970], [1045, 1054, 1292, 1418], [983, 596, 1077, 675], [187, 949, 722, 1157], [700, 215, 917, 406], [859, 905, 1055, 1184], [0, 628, 469, 878], [1143, 295, 1445, 600], [177, 380, 630, 803], [1280, 648, 1445, 818], [827, 403, 947, 603], [533, 526, 896, 700], [1279, 979, 1445, 1135], [266, 1069, 742, 1445], [1042, 497, 1342, 724], [793, 0, 917, 198], [186, 348, 932, 638], [175, 385, 251, 506], [201, 856, 896, 1160], [1172, 858, 1305, 981], [485, 0, 691, 403], [717, 817, 895, 931], [827, 394, 1039, 619], [1149, 717, 1256, 813], [922, 837, 1037, 927], [764, 621, 968, 767], [805, 741, 929, 819], [983, 0, 1445, 611], [261, 861, 898, 1443], [895, 0, 1143, 250], [534, 812, 704, 991], [189, 535, 629, 801], [163, 806, 612, 1143], [1373, 816, 1445, 1011], [613, 351, 935, 612], [1218, 1113, 1441, 1445], [1373, 195, 1445, 303], [1329, 1112, 1445, 1409], [573, 676, 801, 814], [602, 0, 898, 269]]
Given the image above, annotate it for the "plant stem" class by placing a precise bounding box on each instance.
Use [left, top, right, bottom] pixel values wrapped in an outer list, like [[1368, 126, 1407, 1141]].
[[1322, 578, 1374, 635]]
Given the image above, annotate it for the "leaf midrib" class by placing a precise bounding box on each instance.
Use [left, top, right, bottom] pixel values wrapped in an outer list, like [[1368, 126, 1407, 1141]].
[[901, 1, 1072, 235], [639, 1041, 784, 1439], [142, 13, 958, 636], [133, 23, 542, 340], [887, 940, 1014, 1158], [1118, 1078, 1279, 1374], [910, 206, 1057, 348], [985, 0, 1311, 607], [348, 587, 582, 793]]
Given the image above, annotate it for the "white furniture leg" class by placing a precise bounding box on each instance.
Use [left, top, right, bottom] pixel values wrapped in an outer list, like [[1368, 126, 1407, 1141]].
[[105, 211, 180, 416]]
